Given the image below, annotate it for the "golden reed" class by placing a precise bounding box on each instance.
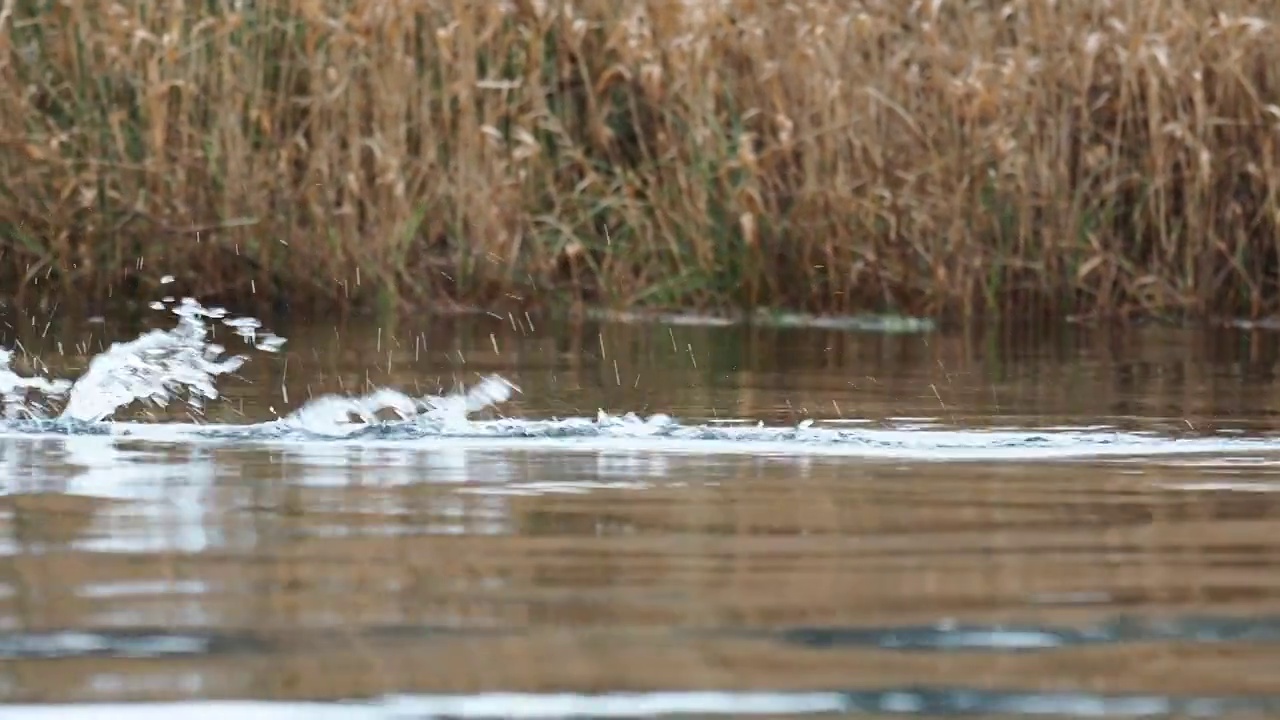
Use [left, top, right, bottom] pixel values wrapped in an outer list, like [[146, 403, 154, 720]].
[[1, 0, 1278, 318]]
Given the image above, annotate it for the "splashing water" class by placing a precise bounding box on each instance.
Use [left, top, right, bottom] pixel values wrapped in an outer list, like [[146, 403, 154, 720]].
[[0, 348, 72, 420], [0, 295, 517, 434], [5, 296, 1280, 461], [58, 299, 256, 423], [277, 376, 521, 439], [0, 297, 289, 424]]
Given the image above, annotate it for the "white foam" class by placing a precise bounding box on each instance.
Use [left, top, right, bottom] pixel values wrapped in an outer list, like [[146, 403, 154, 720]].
[[277, 376, 520, 438], [0, 347, 72, 419], [6, 413, 1280, 462], [1, 692, 851, 719], [58, 298, 282, 423]]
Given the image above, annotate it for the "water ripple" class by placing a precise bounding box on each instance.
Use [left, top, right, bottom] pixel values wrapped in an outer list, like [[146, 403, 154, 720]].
[[7, 688, 1280, 718], [765, 615, 1280, 650]]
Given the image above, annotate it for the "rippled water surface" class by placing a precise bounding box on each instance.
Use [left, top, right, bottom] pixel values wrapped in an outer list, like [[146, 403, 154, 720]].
[[3, 307, 1280, 718]]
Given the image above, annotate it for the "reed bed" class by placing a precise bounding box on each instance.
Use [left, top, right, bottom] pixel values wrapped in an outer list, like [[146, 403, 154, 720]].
[[2, 0, 1279, 318]]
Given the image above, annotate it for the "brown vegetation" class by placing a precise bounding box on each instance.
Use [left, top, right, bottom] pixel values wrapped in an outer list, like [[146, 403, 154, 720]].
[[2, 0, 1280, 319]]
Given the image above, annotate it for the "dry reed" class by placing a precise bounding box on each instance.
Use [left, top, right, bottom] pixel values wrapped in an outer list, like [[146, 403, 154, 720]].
[[2, 0, 1280, 319]]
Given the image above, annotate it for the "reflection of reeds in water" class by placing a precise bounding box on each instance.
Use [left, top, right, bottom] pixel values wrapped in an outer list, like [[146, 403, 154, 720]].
[[10, 307, 1280, 431], [2, 455, 1278, 702], [0, 492, 104, 548], [170, 318, 1280, 430]]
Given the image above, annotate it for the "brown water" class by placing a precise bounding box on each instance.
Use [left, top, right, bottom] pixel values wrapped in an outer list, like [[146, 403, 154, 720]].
[[2, 314, 1280, 717]]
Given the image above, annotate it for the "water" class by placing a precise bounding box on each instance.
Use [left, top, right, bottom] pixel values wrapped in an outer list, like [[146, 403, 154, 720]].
[[2, 300, 1280, 717]]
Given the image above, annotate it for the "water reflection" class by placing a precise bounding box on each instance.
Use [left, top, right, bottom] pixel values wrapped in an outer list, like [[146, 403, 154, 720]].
[[1, 319, 1280, 714], [12, 312, 1280, 430], [0, 435, 1278, 707]]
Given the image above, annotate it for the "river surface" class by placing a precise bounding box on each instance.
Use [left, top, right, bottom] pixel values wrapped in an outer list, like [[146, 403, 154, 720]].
[[2, 305, 1280, 718]]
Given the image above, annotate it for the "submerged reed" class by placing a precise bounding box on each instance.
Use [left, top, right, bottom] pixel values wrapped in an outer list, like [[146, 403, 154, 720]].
[[1, 0, 1279, 319]]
